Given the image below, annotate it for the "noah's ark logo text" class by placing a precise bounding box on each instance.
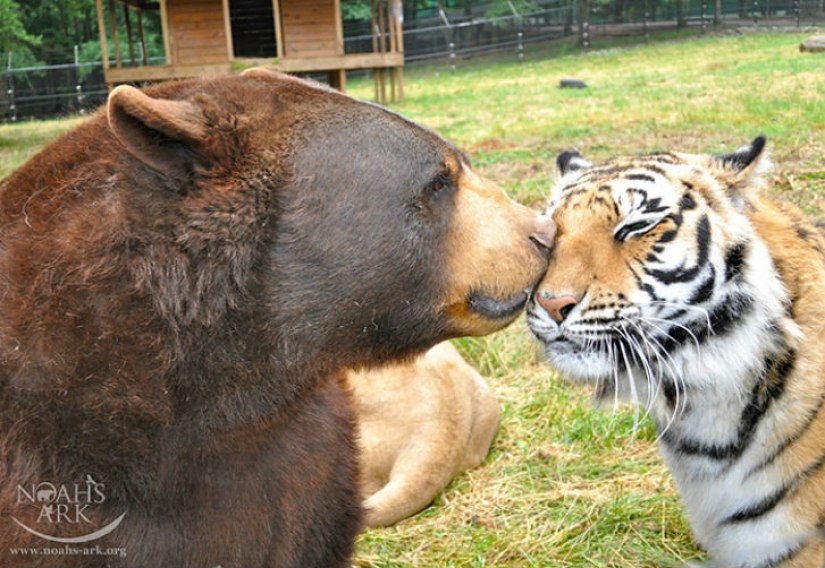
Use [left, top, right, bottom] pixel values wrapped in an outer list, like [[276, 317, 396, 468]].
[[13, 475, 126, 545]]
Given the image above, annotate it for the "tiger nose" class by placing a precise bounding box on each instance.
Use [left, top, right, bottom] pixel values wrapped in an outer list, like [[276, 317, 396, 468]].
[[537, 294, 578, 323]]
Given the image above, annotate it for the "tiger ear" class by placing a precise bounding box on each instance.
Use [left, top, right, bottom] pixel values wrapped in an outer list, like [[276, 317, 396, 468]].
[[556, 150, 591, 180], [715, 134, 770, 188]]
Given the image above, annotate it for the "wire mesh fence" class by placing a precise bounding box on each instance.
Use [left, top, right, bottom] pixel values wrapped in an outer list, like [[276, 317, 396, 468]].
[[2, 1, 822, 122]]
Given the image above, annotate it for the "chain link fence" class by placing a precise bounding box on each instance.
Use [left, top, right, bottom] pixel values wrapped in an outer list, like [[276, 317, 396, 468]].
[[2, 1, 822, 122]]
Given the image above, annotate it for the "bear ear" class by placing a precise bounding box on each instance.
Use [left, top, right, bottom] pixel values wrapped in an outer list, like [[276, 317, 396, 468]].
[[107, 85, 208, 177], [556, 150, 591, 180], [240, 67, 279, 80]]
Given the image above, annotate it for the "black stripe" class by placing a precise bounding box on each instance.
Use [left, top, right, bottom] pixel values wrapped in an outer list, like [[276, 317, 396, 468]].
[[687, 265, 716, 305], [703, 290, 754, 338], [748, 543, 805, 568], [725, 241, 749, 282], [641, 196, 669, 215], [662, 347, 794, 462], [679, 192, 697, 210], [723, 485, 789, 524], [724, 446, 825, 528], [645, 215, 710, 284], [747, 390, 825, 477], [657, 290, 754, 351]]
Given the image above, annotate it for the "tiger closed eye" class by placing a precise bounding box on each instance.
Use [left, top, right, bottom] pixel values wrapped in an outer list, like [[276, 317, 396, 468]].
[[625, 221, 650, 232], [615, 220, 653, 242]]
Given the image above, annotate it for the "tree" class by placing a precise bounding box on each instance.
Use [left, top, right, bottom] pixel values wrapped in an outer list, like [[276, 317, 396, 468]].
[[0, 0, 40, 54], [20, 0, 100, 63]]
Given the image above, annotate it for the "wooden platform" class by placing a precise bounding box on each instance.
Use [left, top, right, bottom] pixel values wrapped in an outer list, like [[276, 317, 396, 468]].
[[95, 0, 404, 103]]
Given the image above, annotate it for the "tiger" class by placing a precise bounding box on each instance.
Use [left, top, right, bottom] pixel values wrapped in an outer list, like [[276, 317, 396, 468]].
[[526, 135, 825, 568]]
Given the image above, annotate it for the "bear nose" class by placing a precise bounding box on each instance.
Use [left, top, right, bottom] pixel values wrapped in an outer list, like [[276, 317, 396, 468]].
[[530, 215, 556, 256], [537, 294, 578, 323]]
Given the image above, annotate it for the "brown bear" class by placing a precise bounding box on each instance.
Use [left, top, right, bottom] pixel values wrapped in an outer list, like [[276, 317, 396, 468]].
[[0, 69, 554, 568]]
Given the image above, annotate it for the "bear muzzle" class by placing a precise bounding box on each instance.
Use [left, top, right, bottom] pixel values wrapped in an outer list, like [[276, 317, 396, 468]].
[[444, 172, 556, 336]]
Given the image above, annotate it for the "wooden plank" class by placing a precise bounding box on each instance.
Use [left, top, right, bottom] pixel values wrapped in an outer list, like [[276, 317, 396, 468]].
[[167, 0, 229, 65], [109, 0, 122, 67], [160, 0, 171, 64], [280, 0, 341, 57], [273, 0, 284, 58], [277, 52, 403, 72], [95, 0, 110, 71], [169, 11, 224, 22], [103, 62, 233, 83]]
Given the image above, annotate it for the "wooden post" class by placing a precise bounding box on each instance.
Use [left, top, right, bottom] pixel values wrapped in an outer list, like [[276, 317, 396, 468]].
[[123, 3, 136, 66], [222, 0, 234, 61], [272, 0, 284, 59], [95, 0, 111, 77], [108, 0, 123, 68], [160, 0, 171, 65], [393, 0, 404, 102], [137, 9, 149, 65], [371, 0, 380, 102], [377, 0, 387, 103]]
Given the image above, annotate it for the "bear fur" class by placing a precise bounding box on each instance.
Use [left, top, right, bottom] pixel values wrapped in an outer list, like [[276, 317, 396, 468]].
[[0, 70, 553, 567]]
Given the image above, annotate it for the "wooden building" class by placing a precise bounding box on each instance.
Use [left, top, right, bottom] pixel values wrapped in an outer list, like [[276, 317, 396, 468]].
[[94, 0, 404, 102]]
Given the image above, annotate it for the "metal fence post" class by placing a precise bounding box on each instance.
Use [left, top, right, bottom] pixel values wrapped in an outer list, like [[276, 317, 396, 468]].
[[6, 52, 15, 123], [74, 45, 85, 114]]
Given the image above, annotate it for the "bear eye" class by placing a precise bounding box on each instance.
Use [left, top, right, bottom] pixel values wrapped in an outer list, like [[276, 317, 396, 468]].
[[615, 220, 654, 242], [427, 172, 453, 196]]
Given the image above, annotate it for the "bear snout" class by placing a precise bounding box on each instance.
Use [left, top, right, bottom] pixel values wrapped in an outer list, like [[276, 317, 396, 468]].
[[440, 168, 553, 336], [530, 215, 557, 259]]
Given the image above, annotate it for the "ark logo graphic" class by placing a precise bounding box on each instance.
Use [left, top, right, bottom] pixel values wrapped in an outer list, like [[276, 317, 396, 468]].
[[13, 475, 126, 544]]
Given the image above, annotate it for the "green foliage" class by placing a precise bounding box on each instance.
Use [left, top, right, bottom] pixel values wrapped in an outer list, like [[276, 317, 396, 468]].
[[0, 0, 40, 55], [484, 0, 542, 18], [1, 0, 164, 66], [342, 0, 374, 20]]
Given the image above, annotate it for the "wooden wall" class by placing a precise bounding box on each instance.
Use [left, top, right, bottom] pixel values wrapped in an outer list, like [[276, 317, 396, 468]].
[[279, 0, 342, 58], [166, 0, 231, 65]]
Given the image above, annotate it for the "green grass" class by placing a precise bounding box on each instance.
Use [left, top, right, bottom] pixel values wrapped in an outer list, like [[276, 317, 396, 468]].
[[2, 29, 824, 568], [349, 30, 825, 214], [0, 116, 86, 178]]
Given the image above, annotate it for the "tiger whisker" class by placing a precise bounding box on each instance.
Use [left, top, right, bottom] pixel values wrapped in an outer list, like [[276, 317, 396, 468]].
[[625, 320, 683, 434], [639, 299, 712, 326], [616, 324, 655, 414], [632, 316, 691, 421], [616, 335, 643, 432], [603, 334, 622, 415], [644, 314, 708, 354], [612, 316, 690, 437]]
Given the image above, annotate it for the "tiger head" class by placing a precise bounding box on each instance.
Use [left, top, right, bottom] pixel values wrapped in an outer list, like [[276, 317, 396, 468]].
[[526, 136, 795, 407]]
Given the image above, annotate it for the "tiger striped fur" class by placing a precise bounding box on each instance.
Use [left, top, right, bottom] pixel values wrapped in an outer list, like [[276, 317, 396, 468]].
[[526, 136, 825, 568]]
